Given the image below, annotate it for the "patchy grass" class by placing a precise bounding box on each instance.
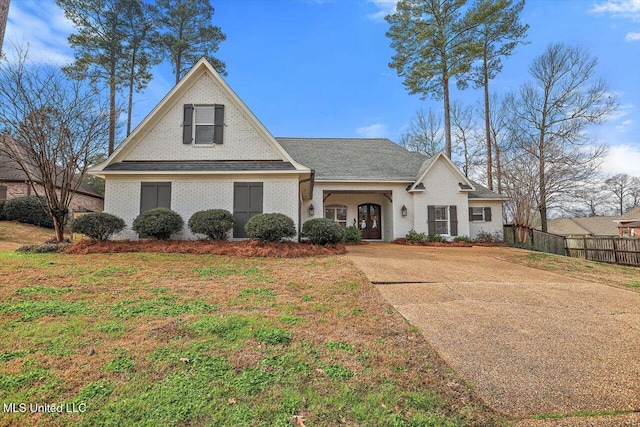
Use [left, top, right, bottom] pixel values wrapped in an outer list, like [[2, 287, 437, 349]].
[[502, 249, 640, 290], [0, 250, 503, 426], [0, 221, 58, 251]]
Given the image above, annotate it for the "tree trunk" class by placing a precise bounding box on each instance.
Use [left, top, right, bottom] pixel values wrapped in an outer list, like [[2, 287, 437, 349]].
[[483, 56, 493, 190], [539, 135, 547, 232], [127, 50, 136, 136], [443, 75, 452, 158], [53, 216, 65, 243], [494, 143, 502, 194]]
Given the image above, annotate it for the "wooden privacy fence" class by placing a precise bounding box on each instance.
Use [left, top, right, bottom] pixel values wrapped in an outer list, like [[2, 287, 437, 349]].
[[503, 224, 640, 267]]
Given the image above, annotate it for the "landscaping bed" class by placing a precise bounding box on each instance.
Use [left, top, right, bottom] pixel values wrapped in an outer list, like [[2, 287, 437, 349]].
[[63, 239, 346, 257], [392, 238, 508, 247]]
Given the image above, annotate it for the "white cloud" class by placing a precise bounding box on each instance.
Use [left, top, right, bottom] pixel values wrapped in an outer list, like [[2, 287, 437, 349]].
[[356, 123, 388, 138], [625, 31, 640, 41], [591, 0, 640, 18], [4, 0, 74, 65], [366, 0, 397, 21], [601, 144, 640, 176]]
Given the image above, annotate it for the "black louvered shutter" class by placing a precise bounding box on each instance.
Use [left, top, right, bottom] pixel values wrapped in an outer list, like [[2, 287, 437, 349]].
[[469, 207, 474, 221], [484, 207, 492, 222], [214, 104, 224, 144], [450, 205, 458, 236], [427, 205, 436, 235], [183, 104, 194, 144]]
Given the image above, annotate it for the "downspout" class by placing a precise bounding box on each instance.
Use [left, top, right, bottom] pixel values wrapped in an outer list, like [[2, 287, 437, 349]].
[[298, 170, 315, 242]]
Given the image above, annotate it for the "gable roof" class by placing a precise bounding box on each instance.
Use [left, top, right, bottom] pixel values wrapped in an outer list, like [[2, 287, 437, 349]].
[[545, 216, 622, 236], [91, 58, 308, 174], [409, 152, 474, 192], [0, 138, 102, 198], [276, 137, 426, 181], [621, 206, 640, 221]]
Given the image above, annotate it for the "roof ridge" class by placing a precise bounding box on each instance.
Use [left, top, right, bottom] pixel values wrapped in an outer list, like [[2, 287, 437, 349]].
[[275, 137, 391, 141]]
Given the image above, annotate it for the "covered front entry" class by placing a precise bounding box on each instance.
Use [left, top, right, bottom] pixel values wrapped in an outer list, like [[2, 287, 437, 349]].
[[358, 203, 381, 239]]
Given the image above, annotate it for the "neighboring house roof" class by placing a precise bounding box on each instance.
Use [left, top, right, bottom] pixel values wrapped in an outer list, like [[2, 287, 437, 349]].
[[0, 141, 103, 198], [103, 160, 296, 172], [620, 206, 640, 221], [276, 137, 426, 181], [620, 220, 640, 228], [545, 216, 622, 236]]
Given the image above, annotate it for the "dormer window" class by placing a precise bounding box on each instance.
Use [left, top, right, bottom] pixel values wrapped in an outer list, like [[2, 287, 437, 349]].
[[183, 104, 224, 145]]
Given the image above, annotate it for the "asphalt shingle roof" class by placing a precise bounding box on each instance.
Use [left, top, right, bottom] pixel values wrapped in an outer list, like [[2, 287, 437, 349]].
[[103, 161, 296, 172], [277, 138, 426, 181], [277, 137, 505, 200], [545, 216, 622, 236]]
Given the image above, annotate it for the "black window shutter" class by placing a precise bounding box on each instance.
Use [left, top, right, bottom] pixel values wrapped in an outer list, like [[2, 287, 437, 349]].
[[183, 104, 194, 144], [468, 207, 474, 221], [233, 182, 263, 237], [427, 205, 436, 235], [484, 207, 492, 222], [214, 104, 224, 144], [450, 205, 458, 236]]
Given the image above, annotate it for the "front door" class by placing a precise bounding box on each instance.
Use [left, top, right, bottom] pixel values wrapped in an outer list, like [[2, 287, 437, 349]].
[[358, 203, 381, 239]]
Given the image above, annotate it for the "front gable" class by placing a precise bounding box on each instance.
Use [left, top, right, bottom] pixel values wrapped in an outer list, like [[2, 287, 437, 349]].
[[409, 153, 474, 197], [93, 59, 306, 172]]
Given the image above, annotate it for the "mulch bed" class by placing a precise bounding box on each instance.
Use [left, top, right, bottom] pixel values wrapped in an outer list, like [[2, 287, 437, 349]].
[[392, 238, 507, 247], [62, 239, 346, 257]]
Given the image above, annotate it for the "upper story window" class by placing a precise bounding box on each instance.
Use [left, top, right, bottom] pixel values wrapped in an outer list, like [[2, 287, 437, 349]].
[[183, 104, 224, 145], [194, 106, 215, 144]]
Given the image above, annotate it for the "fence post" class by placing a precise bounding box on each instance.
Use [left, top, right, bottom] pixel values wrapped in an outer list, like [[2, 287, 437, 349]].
[[612, 238, 618, 264], [583, 237, 587, 260]]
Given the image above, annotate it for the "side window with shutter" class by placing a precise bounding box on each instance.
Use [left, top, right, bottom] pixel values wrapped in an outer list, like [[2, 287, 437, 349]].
[[0, 185, 7, 200], [183, 104, 224, 145]]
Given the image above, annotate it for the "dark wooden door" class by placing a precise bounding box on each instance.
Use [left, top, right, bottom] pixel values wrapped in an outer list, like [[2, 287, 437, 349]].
[[358, 204, 381, 239]]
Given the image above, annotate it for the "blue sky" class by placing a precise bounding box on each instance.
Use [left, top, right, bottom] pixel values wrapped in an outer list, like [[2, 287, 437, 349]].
[[5, 0, 640, 176]]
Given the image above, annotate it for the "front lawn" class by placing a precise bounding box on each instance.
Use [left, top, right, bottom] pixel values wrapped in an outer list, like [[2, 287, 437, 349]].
[[0, 250, 502, 426]]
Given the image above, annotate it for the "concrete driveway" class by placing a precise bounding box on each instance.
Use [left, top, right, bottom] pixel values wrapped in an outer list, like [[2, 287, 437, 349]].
[[347, 243, 640, 421]]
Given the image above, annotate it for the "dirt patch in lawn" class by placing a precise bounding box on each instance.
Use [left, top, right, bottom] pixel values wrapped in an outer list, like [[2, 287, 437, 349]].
[[63, 239, 346, 257]]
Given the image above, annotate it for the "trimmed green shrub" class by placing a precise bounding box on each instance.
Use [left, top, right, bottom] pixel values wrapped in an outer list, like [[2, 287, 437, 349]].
[[344, 225, 362, 243], [0, 200, 5, 221], [70, 212, 125, 241], [245, 213, 296, 242], [453, 235, 472, 243], [474, 230, 504, 243], [405, 229, 426, 243], [132, 208, 183, 240], [425, 234, 447, 243], [302, 218, 345, 245], [3, 196, 54, 228], [188, 209, 234, 240]]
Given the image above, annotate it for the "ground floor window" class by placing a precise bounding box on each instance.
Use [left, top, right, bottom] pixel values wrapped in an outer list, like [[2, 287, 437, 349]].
[[428, 205, 458, 236], [140, 182, 171, 213], [0, 185, 6, 200], [470, 207, 484, 222], [324, 205, 347, 227], [233, 182, 263, 238], [434, 206, 449, 234]]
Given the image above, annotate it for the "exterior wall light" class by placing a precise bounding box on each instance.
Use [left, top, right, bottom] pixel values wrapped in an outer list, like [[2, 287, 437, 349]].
[[308, 204, 315, 216], [401, 205, 408, 217]]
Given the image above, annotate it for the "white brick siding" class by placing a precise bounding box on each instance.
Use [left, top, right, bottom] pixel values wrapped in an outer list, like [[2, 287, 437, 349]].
[[125, 73, 282, 162], [468, 200, 504, 240], [413, 160, 470, 238], [104, 175, 299, 240]]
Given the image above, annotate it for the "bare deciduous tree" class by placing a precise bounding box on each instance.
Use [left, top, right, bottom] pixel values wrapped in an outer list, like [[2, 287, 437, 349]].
[[0, 47, 109, 242], [451, 101, 482, 177], [399, 109, 444, 157], [505, 43, 617, 232], [605, 173, 639, 215]]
